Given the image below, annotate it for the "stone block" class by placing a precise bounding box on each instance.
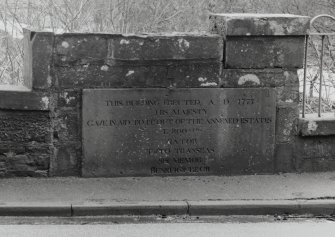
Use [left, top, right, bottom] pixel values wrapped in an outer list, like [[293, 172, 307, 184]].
[[298, 115, 335, 136], [209, 14, 308, 69], [52, 110, 80, 142], [55, 62, 221, 89], [54, 34, 108, 65], [165, 63, 221, 88], [49, 107, 81, 176], [209, 13, 310, 36], [6, 155, 38, 175], [50, 142, 81, 176], [298, 159, 335, 172], [275, 143, 294, 172], [82, 88, 276, 177], [0, 111, 51, 143], [0, 143, 25, 155], [276, 103, 299, 143], [57, 90, 81, 109], [0, 143, 50, 177], [276, 83, 299, 104], [24, 144, 51, 167], [23, 30, 54, 90], [294, 136, 335, 172], [56, 64, 164, 88], [108, 34, 223, 61], [220, 69, 298, 88], [0, 91, 50, 110], [225, 36, 305, 68]]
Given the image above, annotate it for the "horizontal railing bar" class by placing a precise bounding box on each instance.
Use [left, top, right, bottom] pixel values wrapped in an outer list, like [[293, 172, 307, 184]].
[[309, 33, 335, 36]]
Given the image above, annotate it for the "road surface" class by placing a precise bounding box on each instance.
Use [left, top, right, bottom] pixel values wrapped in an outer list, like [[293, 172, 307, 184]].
[[0, 216, 334, 237]]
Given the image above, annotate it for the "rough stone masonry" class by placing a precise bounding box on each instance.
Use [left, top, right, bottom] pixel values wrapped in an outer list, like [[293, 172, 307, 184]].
[[0, 13, 334, 177]]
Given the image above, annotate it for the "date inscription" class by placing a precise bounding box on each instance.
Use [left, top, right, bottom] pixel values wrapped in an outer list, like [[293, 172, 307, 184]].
[[82, 88, 276, 177]]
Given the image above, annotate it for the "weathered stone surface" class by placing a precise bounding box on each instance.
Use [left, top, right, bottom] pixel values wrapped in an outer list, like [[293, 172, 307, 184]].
[[298, 115, 335, 136], [56, 64, 164, 88], [220, 69, 299, 106], [210, 13, 310, 36], [54, 33, 223, 66], [225, 36, 305, 68], [108, 34, 223, 61], [49, 103, 81, 176], [275, 143, 294, 172], [210, 14, 307, 69], [54, 34, 108, 65], [50, 142, 81, 176], [276, 103, 299, 143], [4, 14, 334, 178], [82, 88, 276, 177], [295, 136, 335, 172], [276, 84, 299, 104], [163, 63, 221, 88], [220, 69, 299, 87], [23, 30, 54, 90], [0, 143, 50, 177], [55, 62, 221, 89], [52, 110, 80, 142], [0, 91, 50, 110], [0, 154, 49, 177], [0, 104, 51, 177], [0, 111, 51, 143], [57, 90, 81, 108]]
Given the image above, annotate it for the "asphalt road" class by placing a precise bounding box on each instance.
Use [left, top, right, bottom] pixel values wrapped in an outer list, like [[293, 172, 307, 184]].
[[0, 216, 334, 237]]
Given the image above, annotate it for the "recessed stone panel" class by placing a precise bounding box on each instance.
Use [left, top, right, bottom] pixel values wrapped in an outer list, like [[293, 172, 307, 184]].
[[82, 88, 276, 177]]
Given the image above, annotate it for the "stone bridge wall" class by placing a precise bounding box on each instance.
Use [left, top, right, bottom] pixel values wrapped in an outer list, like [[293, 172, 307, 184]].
[[0, 13, 334, 177]]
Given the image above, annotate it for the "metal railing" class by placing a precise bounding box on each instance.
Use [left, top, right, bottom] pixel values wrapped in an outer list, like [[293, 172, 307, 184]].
[[302, 14, 335, 118]]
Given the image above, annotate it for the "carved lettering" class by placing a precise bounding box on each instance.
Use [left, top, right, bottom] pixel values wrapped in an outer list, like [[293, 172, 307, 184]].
[[82, 88, 276, 176], [150, 166, 211, 174]]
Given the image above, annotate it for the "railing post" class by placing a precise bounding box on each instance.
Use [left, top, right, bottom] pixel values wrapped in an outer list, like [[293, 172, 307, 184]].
[[318, 35, 325, 117], [302, 34, 309, 118]]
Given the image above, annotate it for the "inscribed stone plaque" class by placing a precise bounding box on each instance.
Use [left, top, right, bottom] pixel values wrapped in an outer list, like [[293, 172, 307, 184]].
[[82, 88, 276, 177]]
